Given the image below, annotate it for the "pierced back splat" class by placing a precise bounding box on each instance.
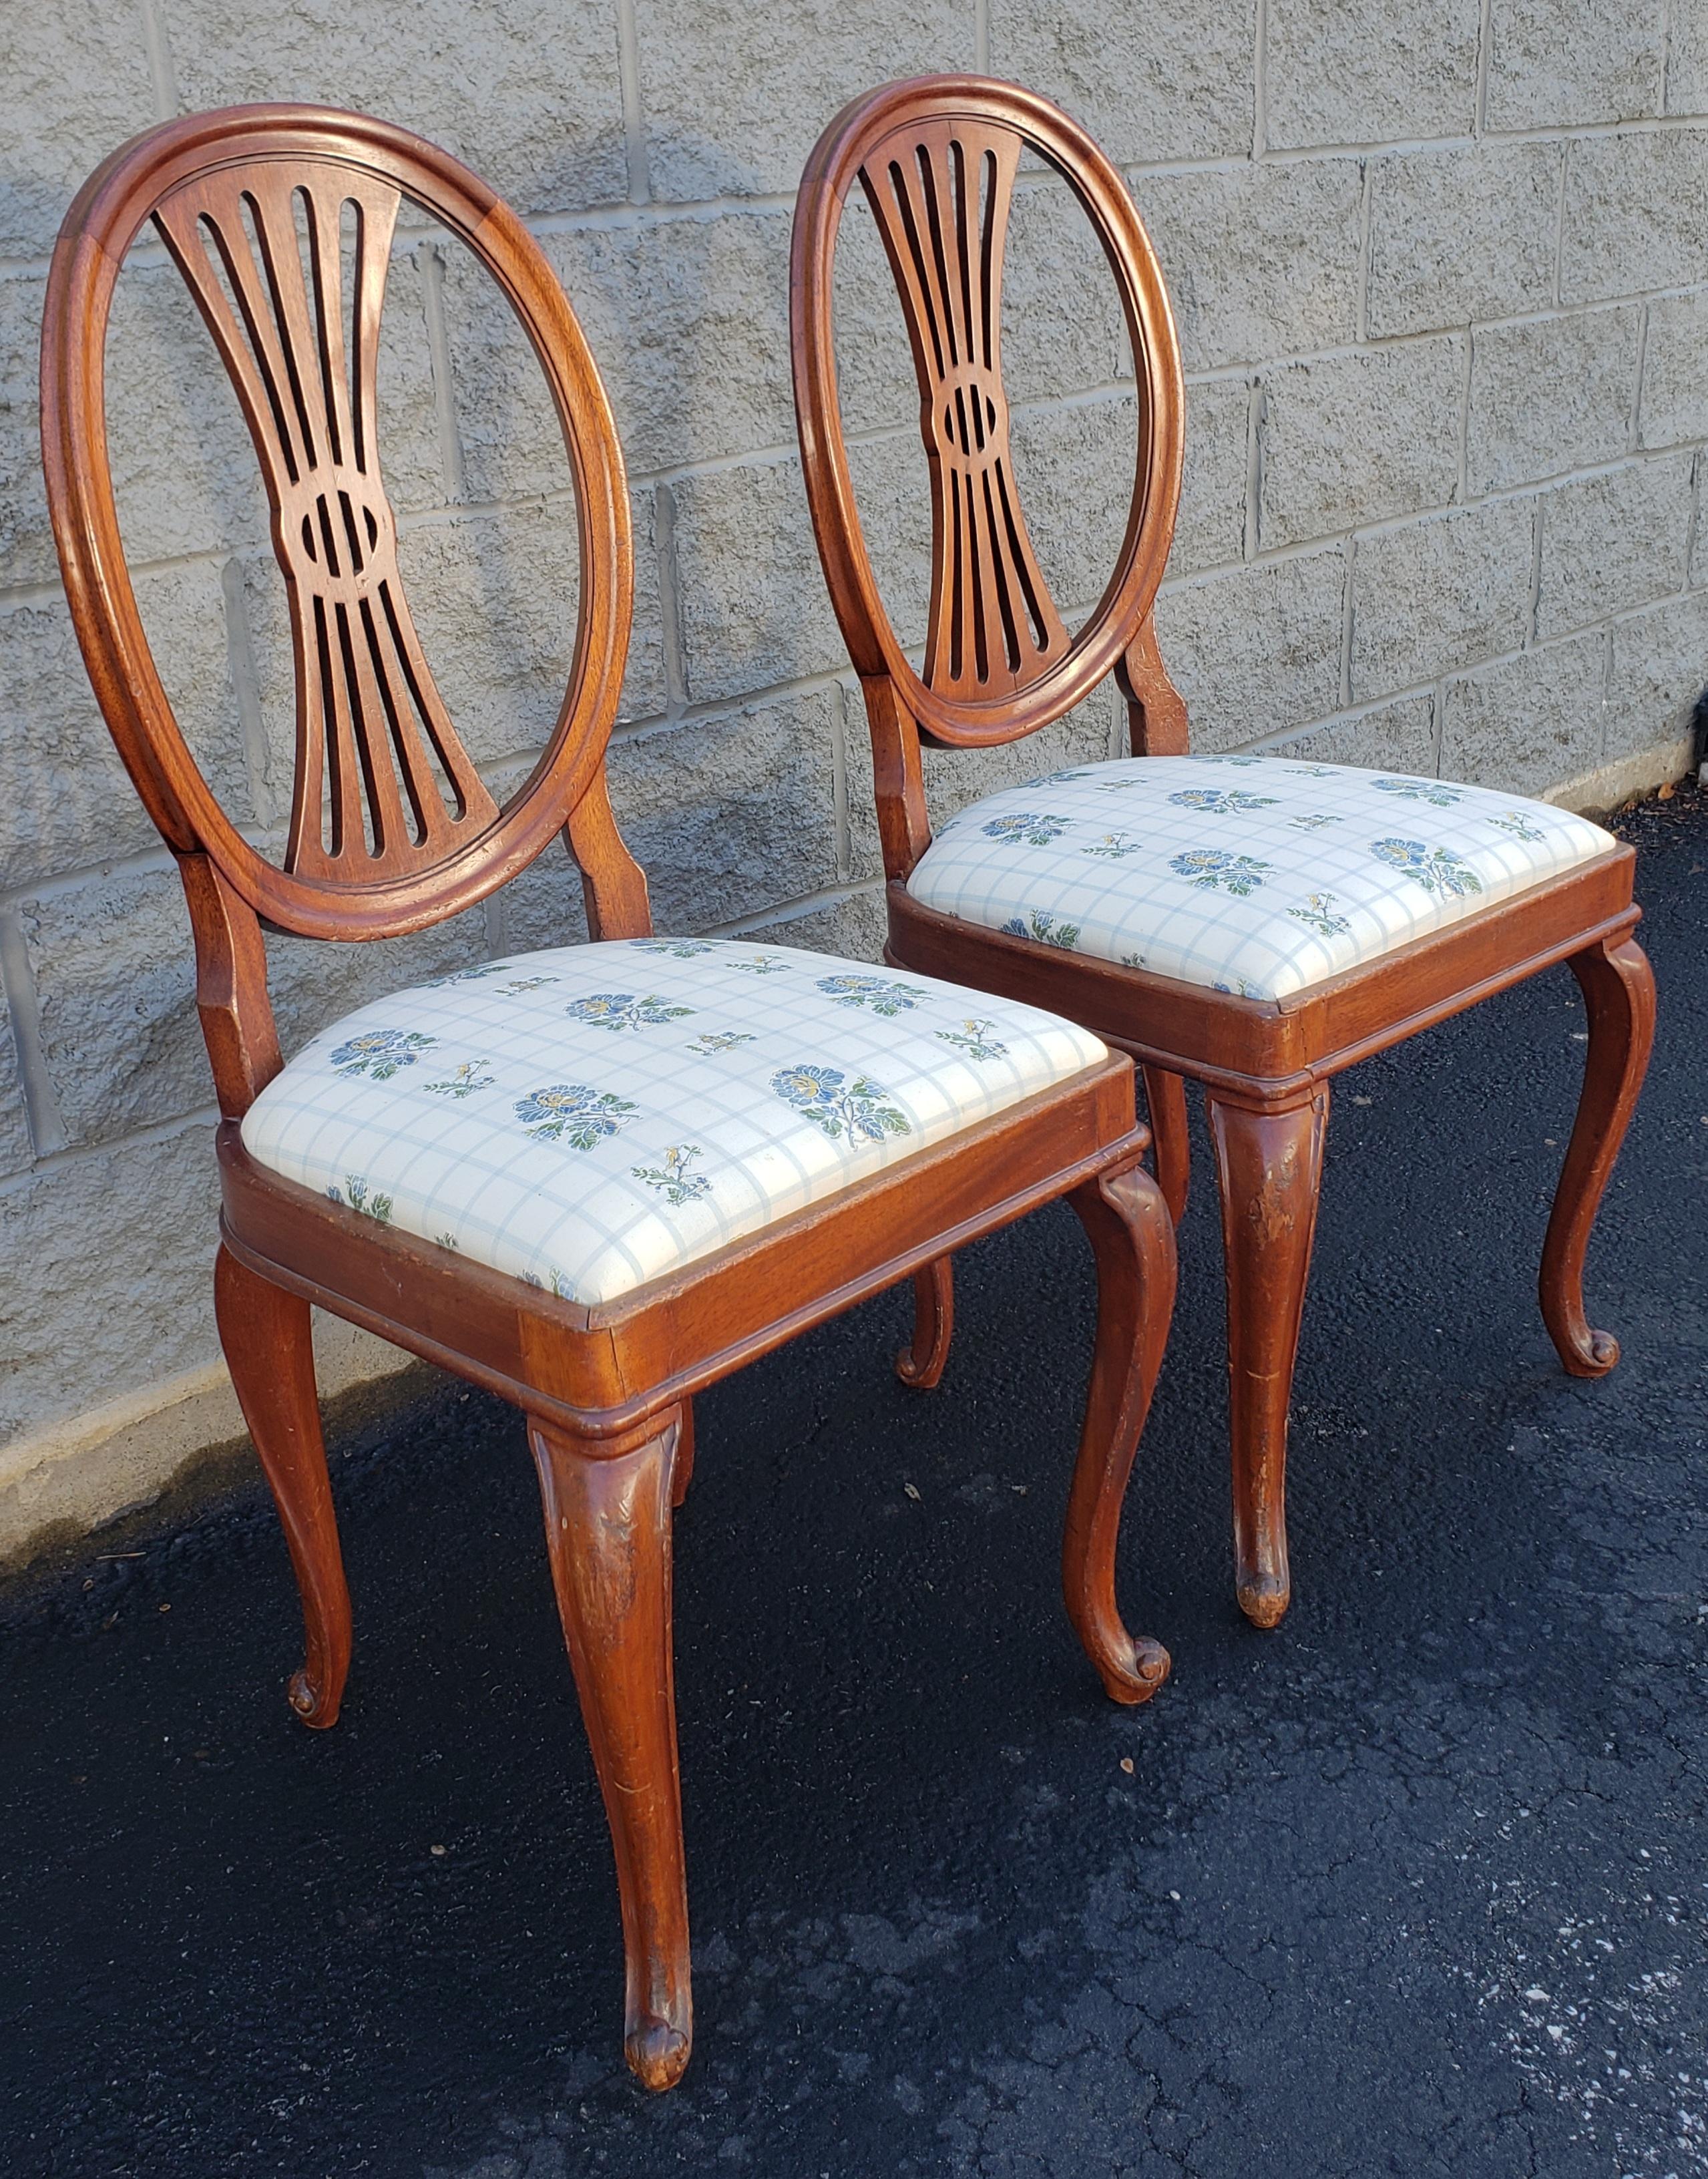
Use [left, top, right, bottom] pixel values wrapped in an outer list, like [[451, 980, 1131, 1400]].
[[154, 167, 499, 879], [859, 120, 1067, 701]]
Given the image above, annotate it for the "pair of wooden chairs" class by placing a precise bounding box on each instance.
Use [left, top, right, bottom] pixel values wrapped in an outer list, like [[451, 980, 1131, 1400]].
[[41, 79, 1652, 2092]]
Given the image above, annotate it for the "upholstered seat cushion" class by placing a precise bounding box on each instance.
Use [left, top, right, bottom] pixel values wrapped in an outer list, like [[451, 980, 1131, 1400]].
[[240, 938, 1106, 1305], [906, 755, 1617, 1002]]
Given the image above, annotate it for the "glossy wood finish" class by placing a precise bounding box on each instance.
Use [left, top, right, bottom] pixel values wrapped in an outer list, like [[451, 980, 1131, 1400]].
[[214, 1242, 351, 1725], [895, 1258, 955, 1389], [1540, 934, 1658, 1376], [531, 1410, 690, 2090], [44, 106, 1177, 2092], [791, 73, 1656, 1631]]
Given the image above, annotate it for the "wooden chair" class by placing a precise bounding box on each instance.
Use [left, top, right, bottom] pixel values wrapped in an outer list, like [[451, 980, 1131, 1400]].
[[790, 75, 1657, 1632], [42, 104, 1179, 2092]]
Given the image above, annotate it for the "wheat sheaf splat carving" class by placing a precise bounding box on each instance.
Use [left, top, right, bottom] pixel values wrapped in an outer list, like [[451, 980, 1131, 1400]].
[[154, 167, 498, 880], [859, 121, 1068, 701]]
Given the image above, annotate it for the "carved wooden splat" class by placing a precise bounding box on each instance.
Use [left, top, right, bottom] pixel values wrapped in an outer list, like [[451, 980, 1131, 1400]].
[[858, 119, 1068, 701], [153, 166, 499, 879]]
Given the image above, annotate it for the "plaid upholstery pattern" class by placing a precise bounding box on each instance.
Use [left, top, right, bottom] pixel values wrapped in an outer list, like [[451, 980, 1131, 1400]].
[[907, 755, 1617, 1001], [239, 939, 1106, 1304]]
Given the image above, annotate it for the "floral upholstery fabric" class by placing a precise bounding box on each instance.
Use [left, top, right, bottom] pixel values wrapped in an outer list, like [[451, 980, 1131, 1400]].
[[906, 756, 1617, 1002], [240, 940, 1106, 1305]]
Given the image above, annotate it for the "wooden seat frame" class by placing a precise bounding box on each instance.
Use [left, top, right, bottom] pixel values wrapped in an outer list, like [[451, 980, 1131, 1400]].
[[42, 104, 1179, 2092], [790, 75, 1657, 1631]]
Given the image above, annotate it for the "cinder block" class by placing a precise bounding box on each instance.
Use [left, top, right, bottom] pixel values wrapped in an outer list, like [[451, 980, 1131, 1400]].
[[1174, 376, 1251, 577], [1367, 143, 1559, 338], [1275, 692, 1438, 774], [0, 976, 33, 1178], [1485, 0, 1663, 129], [558, 212, 795, 474], [1466, 307, 1641, 494], [990, 0, 1256, 164], [0, 275, 57, 590], [0, 1125, 228, 1440], [999, 176, 1130, 405], [1010, 393, 1140, 616], [1561, 130, 1708, 305], [611, 690, 841, 935], [1349, 499, 1534, 698], [742, 885, 889, 964], [162, 0, 628, 216], [831, 194, 933, 441], [1439, 632, 1608, 795], [0, 3, 156, 259], [670, 453, 870, 705], [1668, 5, 1708, 114], [633, 0, 972, 201], [19, 866, 485, 1149], [1154, 547, 1345, 749], [1135, 160, 1364, 371], [1266, 0, 1479, 149], [1536, 452, 1694, 637], [1605, 590, 1708, 760], [1637, 290, 1708, 449], [0, 562, 248, 891], [1259, 336, 1464, 550]]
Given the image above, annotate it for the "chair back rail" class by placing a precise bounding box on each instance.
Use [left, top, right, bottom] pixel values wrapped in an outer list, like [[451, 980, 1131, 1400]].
[[790, 76, 1190, 879], [41, 106, 646, 1113]]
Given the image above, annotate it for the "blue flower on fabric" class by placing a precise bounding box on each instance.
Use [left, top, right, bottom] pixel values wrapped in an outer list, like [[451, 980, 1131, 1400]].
[[982, 812, 1070, 845], [1287, 892, 1351, 939], [1000, 910, 1080, 948], [564, 992, 696, 1032], [329, 1029, 436, 1080], [1373, 777, 1464, 807], [815, 973, 925, 1016], [771, 1065, 911, 1145], [1488, 810, 1544, 843], [515, 1084, 638, 1147], [1167, 787, 1279, 813], [1369, 838, 1485, 898], [935, 1019, 1009, 1061], [1169, 849, 1271, 896], [632, 1145, 713, 1205], [423, 963, 505, 986], [326, 1174, 394, 1221]]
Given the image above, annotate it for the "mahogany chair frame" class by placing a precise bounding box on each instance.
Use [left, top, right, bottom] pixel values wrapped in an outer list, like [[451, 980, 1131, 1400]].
[[43, 104, 1179, 2092], [790, 74, 1657, 1631]]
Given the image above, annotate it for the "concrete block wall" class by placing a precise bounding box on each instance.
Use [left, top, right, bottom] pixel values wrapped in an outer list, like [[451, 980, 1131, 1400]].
[[1, 1, 1704, 1551]]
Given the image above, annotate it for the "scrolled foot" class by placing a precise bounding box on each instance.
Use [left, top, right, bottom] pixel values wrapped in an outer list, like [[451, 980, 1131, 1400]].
[[1094, 1632, 1172, 1707], [286, 1666, 342, 1729], [626, 2005, 692, 2092]]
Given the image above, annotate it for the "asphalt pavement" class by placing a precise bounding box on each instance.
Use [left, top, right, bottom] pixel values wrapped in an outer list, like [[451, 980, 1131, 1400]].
[[2, 785, 1703, 2179]]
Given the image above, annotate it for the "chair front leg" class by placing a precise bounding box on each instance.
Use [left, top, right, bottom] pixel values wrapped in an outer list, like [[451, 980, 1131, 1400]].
[[1540, 932, 1657, 1376], [1141, 1063, 1191, 1223], [214, 1244, 351, 1727], [895, 1257, 954, 1388], [529, 1409, 692, 2092], [1064, 1162, 1177, 1704], [1205, 1086, 1329, 1631]]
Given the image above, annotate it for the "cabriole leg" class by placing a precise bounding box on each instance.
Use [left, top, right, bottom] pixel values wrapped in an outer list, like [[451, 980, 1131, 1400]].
[[1141, 1063, 1191, 1224], [1540, 933, 1657, 1376], [895, 1256, 954, 1388], [1064, 1162, 1178, 1704], [214, 1243, 351, 1727], [529, 1410, 692, 2092], [1205, 1087, 1329, 1631]]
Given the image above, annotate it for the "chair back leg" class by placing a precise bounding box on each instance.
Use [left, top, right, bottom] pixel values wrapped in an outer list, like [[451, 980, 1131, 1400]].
[[215, 1245, 353, 1726], [529, 1408, 692, 2091], [1540, 933, 1657, 1376], [1141, 1064, 1191, 1223], [895, 1257, 955, 1388]]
